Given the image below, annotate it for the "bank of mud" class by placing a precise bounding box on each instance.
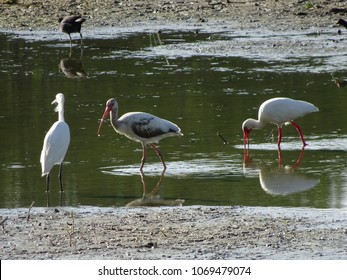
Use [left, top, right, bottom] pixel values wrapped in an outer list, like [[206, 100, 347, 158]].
[[1, 0, 347, 260], [1, 0, 347, 32], [1, 206, 346, 259]]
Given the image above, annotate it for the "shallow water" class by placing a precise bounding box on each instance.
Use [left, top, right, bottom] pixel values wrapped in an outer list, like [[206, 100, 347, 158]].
[[1, 23, 347, 208]]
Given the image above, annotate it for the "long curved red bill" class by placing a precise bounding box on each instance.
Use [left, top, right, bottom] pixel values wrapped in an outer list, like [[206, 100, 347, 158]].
[[97, 107, 111, 136]]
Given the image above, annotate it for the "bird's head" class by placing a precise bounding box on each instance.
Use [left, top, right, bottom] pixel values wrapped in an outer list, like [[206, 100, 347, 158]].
[[242, 119, 253, 146], [52, 93, 65, 112], [97, 98, 117, 136]]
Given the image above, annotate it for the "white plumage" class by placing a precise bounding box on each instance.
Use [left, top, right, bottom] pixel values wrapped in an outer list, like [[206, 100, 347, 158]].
[[40, 93, 70, 192], [242, 97, 319, 148], [97, 98, 183, 171]]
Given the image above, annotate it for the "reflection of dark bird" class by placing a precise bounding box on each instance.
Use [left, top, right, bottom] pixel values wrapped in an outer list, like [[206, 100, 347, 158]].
[[59, 58, 86, 78], [334, 79, 347, 88], [97, 98, 183, 171], [58, 15, 86, 47], [242, 97, 319, 148], [40, 93, 70, 192]]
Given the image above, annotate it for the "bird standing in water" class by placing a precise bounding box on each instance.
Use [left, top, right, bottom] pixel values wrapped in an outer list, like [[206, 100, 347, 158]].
[[40, 93, 70, 192], [242, 97, 319, 149], [59, 15, 86, 47], [97, 98, 183, 171]]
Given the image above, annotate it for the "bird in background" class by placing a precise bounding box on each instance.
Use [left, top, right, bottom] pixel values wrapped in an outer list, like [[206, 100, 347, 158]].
[[40, 93, 70, 192], [59, 15, 86, 47], [242, 97, 319, 149], [97, 98, 183, 171], [336, 18, 347, 30]]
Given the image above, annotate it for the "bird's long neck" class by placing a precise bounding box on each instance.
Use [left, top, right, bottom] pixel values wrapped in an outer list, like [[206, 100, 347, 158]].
[[110, 107, 119, 130], [249, 118, 265, 129], [56, 104, 65, 122]]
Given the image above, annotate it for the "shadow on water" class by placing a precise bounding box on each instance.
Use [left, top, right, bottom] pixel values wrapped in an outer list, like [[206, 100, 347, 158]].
[[2, 25, 347, 208]]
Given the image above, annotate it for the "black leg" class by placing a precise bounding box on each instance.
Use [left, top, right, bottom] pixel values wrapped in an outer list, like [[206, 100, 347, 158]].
[[68, 34, 72, 48], [79, 32, 83, 46], [45, 174, 50, 192], [58, 163, 64, 192]]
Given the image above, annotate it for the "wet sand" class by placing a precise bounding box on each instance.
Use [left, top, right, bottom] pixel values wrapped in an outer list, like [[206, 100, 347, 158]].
[[1, 206, 346, 259], [0, 0, 345, 32], [1, 0, 347, 260]]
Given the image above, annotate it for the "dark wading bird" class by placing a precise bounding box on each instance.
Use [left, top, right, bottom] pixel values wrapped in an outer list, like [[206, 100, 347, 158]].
[[59, 15, 86, 47], [40, 93, 70, 192], [336, 18, 347, 30], [97, 98, 183, 171]]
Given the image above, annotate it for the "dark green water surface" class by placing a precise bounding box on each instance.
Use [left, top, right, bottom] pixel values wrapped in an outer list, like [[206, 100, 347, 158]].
[[1, 24, 347, 208]]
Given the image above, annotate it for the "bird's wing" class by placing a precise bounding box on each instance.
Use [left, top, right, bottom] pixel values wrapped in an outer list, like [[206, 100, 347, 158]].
[[41, 122, 70, 165], [131, 116, 169, 139]]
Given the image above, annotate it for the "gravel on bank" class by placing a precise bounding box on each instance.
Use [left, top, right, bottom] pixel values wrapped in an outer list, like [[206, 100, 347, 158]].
[[1, 0, 347, 32], [1, 0, 347, 261], [1, 206, 346, 259]]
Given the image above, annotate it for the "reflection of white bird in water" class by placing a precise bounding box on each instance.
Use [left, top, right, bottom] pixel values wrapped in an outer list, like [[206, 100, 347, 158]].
[[40, 93, 70, 192], [97, 98, 183, 171], [242, 97, 319, 148], [259, 169, 319, 195], [244, 148, 319, 195]]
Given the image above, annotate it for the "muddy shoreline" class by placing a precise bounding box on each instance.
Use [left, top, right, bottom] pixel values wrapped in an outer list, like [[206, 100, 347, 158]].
[[1, 206, 346, 259], [1, 0, 347, 32], [1, 1, 347, 260]]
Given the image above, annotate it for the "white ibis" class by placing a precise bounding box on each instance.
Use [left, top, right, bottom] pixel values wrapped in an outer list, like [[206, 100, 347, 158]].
[[58, 15, 86, 47], [40, 93, 70, 192], [242, 97, 319, 148], [97, 98, 183, 171]]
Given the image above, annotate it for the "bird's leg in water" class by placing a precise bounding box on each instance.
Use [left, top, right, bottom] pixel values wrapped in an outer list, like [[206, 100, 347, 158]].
[[151, 144, 167, 170], [277, 146, 283, 166], [79, 32, 83, 47], [277, 127, 283, 147], [58, 163, 64, 192], [46, 174, 50, 192], [68, 34, 72, 48], [140, 144, 147, 171], [290, 121, 307, 146]]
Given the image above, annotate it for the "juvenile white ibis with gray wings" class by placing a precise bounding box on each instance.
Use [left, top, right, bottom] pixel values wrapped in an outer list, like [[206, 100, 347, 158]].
[[40, 93, 70, 192], [97, 98, 183, 171], [242, 97, 319, 148]]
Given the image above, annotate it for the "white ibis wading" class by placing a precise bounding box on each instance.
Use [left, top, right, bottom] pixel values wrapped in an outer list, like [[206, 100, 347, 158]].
[[40, 93, 70, 192], [242, 97, 319, 148], [97, 98, 183, 171]]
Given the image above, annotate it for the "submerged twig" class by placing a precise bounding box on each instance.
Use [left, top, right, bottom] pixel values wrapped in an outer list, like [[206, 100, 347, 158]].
[[217, 132, 229, 144]]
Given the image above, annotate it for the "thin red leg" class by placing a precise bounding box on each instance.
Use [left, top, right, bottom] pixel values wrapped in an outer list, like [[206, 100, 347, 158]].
[[290, 121, 307, 146], [150, 144, 167, 170], [140, 144, 147, 171], [292, 147, 305, 169], [277, 127, 283, 148], [277, 145, 283, 165]]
